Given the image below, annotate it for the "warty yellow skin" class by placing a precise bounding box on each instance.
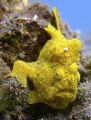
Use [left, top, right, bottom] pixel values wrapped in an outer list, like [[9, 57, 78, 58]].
[[7, 7, 82, 109]]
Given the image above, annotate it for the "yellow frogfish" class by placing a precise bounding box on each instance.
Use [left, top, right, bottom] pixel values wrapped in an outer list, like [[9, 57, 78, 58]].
[[7, 7, 82, 109]]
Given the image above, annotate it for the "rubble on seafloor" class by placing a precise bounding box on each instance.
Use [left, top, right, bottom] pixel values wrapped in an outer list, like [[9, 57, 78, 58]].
[[0, 1, 91, 120]]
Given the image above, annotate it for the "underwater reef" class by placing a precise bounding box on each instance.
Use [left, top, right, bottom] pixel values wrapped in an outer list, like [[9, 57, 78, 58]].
[[0, 0, 91, 120]]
